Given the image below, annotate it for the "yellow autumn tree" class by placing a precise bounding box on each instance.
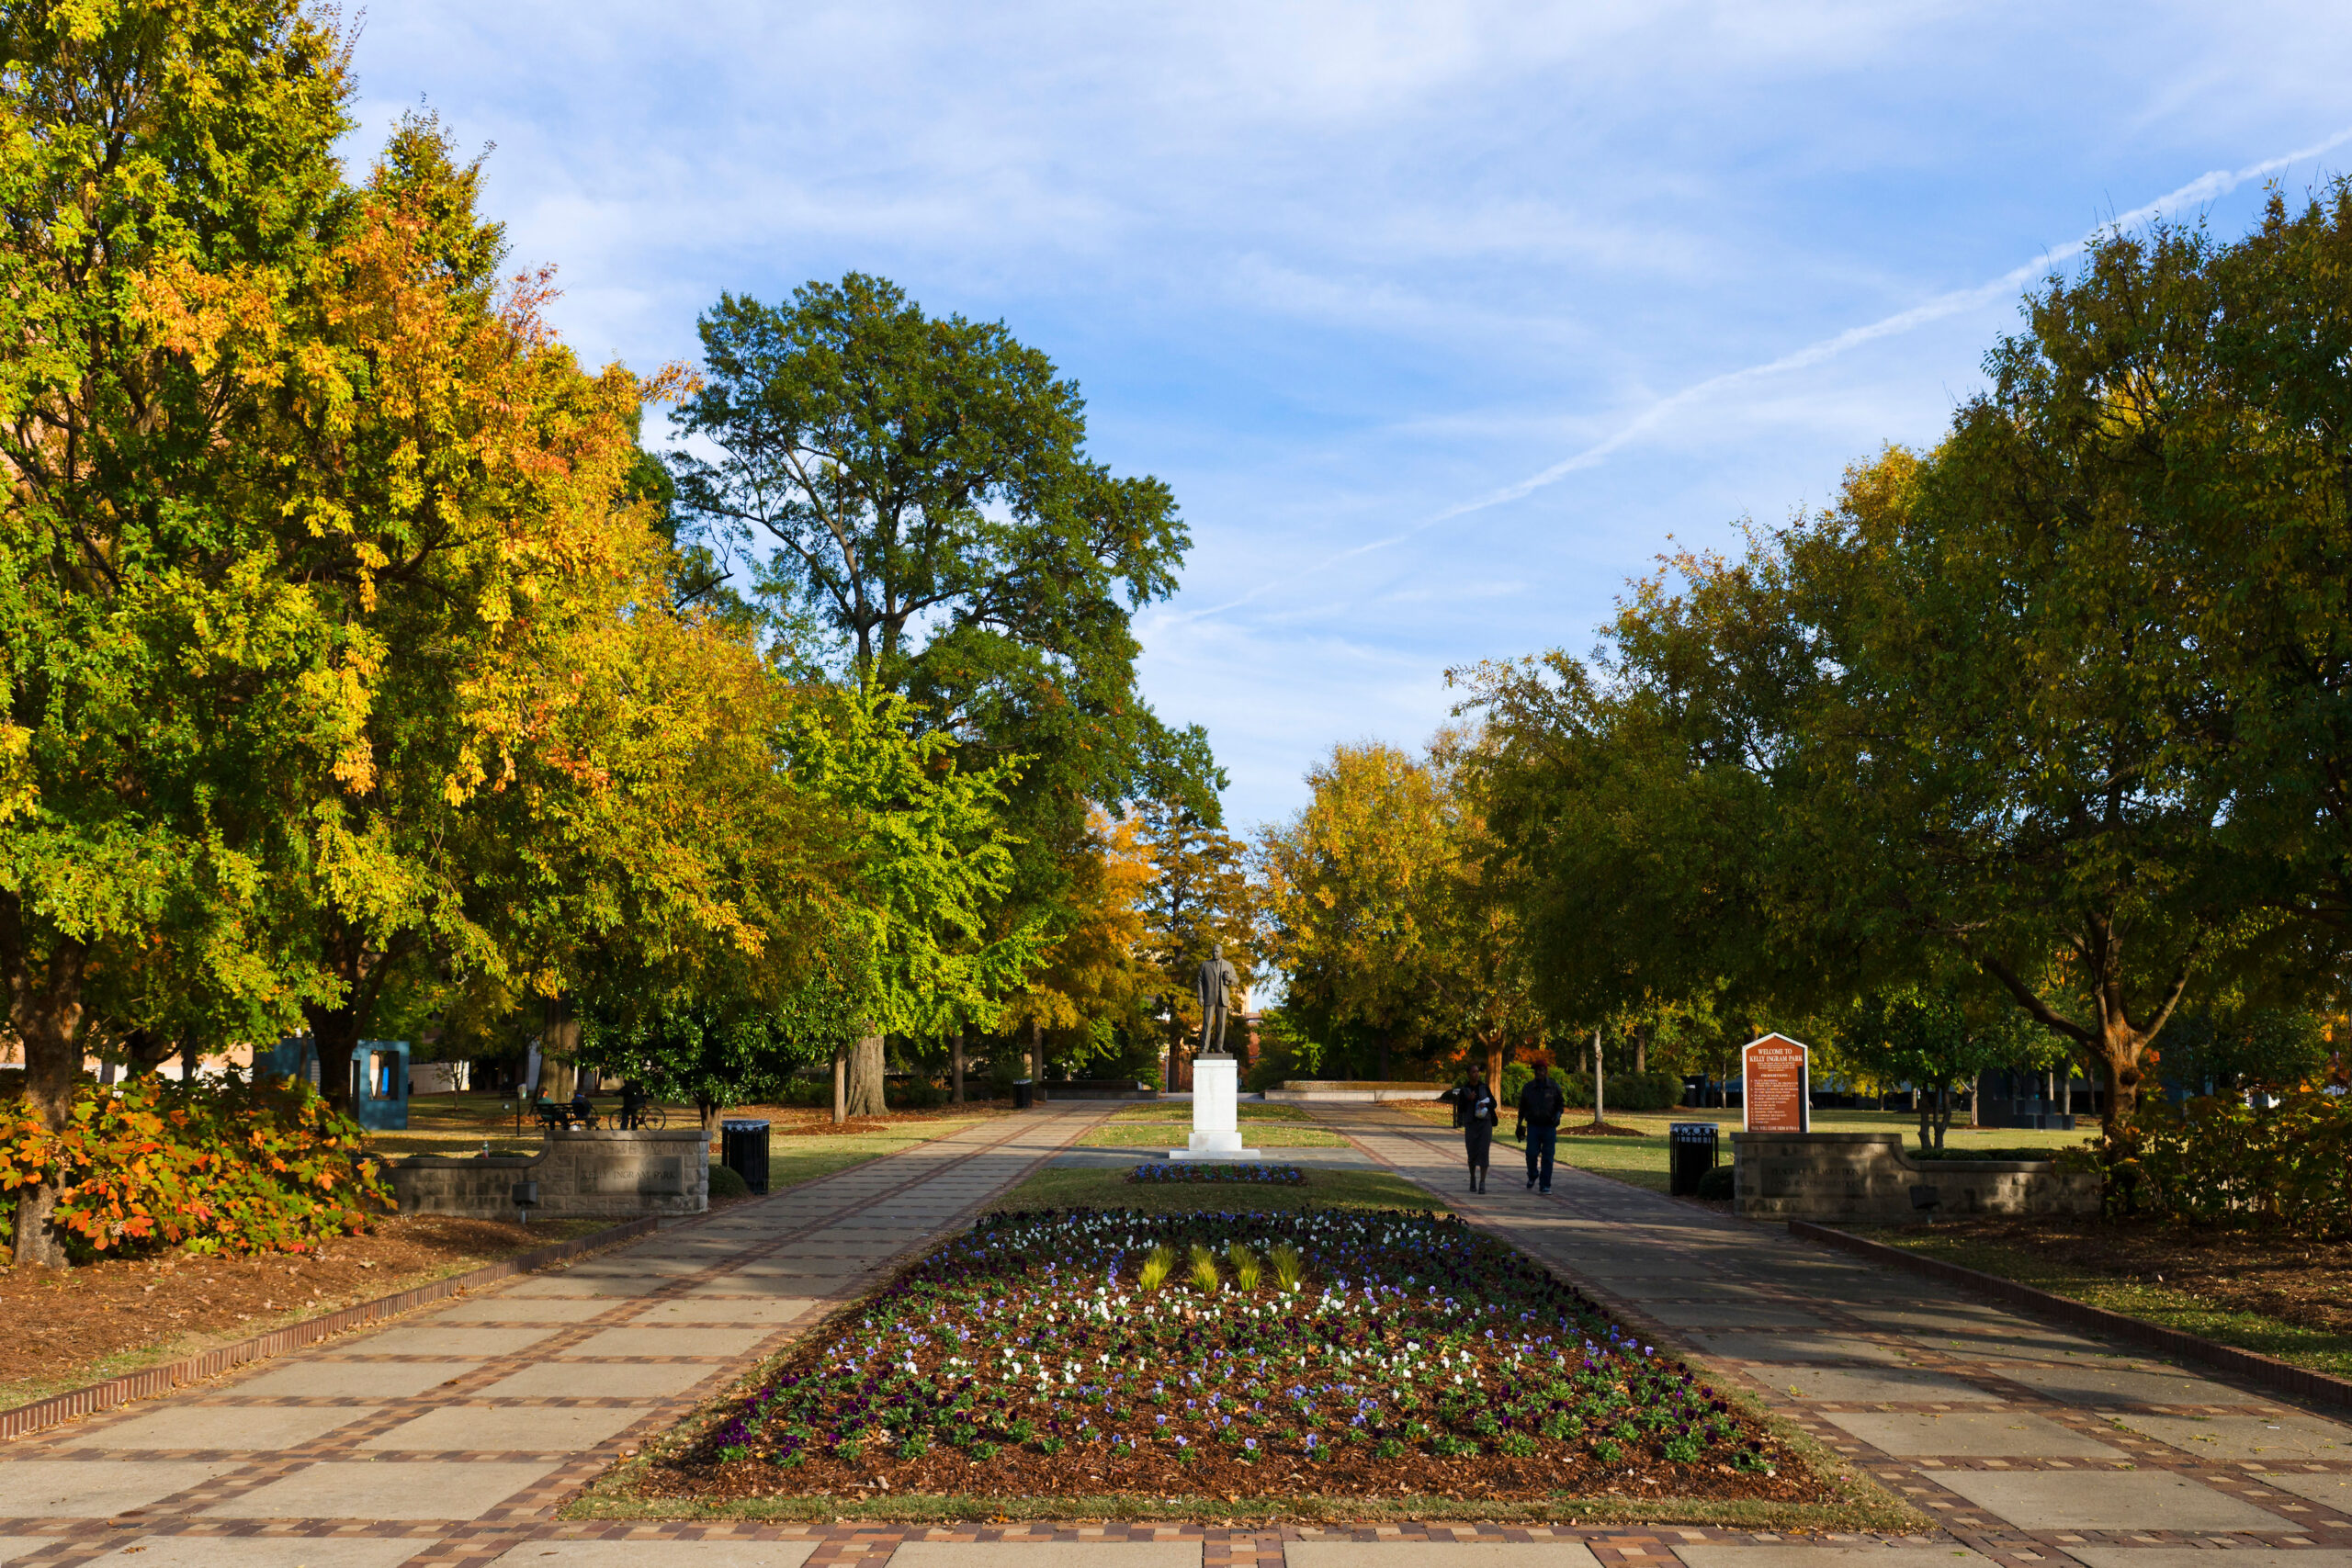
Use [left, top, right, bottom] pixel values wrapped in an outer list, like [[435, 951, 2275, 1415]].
[[997, 810, 1157, 1080]]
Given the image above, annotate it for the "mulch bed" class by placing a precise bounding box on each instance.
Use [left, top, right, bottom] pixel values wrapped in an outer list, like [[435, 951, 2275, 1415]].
[[1918, 1215, 2352, 1337], [0, 1213, 596, 1404], [640, 1207, 1808, 1506]]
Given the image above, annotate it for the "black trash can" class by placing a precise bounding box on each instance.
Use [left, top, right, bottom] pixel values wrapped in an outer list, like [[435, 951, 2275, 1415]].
[[719, 1118, 771, 1195], [1012, 1079, 1034, 1110], [1668, 1121, 1719, 1196]]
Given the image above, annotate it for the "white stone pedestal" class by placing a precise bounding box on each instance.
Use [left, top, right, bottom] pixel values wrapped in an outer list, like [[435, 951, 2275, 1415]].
[[1170, 1055, 1261, 1160]]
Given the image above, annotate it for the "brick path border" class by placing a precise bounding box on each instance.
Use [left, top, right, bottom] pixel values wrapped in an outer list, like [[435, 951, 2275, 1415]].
[[0, 1215, 660, 1443], [1789, 1217, 2352, 1413]]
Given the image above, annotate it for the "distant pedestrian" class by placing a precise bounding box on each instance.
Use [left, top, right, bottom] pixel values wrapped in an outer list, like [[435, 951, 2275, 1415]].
[[1453, 1067, 1498, 1193], [1518, 1062, 1566, 1193]]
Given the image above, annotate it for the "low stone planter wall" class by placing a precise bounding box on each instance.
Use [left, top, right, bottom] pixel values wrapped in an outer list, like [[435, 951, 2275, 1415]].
[[1265, 1080, 1448, 1105], [1263, 1086, 1446, 1103], [389, 1127, 709, 1220], [1731, 1131, 2098, 1224]]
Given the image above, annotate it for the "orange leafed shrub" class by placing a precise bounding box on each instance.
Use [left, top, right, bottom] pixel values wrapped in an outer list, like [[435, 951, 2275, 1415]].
[[0, 1074, 390, 1260]]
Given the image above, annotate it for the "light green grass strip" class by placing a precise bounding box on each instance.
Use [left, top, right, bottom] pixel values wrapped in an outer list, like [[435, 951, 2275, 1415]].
[[987, 1165, 1441, 1215], [1079, 1123, 1347, 1148], [1105, 1102, 1315, 1124], [1858, 1226, 2352, 1380]]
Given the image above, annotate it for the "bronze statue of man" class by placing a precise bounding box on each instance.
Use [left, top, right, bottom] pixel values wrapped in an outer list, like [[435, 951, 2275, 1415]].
[[1194, 943, 1239, 1056]]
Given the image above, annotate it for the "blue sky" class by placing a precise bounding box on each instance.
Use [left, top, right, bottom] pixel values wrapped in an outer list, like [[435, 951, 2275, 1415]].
[[348, 2, 2352, 832]]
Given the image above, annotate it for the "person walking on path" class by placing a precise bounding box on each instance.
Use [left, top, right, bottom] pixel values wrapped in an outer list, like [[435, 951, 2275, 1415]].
[[1453, 1066, 1499, 1192], [1518, 1061, 1566, 1192]]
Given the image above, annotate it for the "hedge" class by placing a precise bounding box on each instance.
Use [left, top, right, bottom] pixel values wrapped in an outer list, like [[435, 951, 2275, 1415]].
[[1494, 1066, 1684, 1114], [2103, 1089, 2352, 1235], [1558, 1070, 1686, 1112], [0, 1072, 388, 1260]]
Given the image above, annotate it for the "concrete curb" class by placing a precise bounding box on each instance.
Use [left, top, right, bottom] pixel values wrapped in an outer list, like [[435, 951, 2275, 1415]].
[[1791, 1218, 2352, 1413], [0, 1214, 659, 1443]]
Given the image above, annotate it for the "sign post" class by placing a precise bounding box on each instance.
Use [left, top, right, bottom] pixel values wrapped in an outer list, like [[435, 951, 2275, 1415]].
[[1741, 1033, 1810, 1134]]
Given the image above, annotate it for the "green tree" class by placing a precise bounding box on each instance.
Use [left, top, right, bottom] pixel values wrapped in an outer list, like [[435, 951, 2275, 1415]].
[[781, 680, 1044, 1119], [666, 274, 1209, 1045], [0, 0, 366, 1262], [1426, 727, 1550, 1088], [1837, 986, 2042, 1150], [2157, 1005, 2333, 1096], [582, 976, 859, 1126]]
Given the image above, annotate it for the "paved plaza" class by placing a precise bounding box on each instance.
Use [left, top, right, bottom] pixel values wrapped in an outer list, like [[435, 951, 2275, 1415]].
[[1, 1100, 2347, 1568]]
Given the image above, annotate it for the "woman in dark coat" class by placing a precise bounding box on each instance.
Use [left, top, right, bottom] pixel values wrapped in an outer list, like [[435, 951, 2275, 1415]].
[[1453, 1066, 1499, 1193]]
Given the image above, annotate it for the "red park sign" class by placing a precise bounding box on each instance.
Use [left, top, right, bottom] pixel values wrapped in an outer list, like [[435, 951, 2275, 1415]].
[[1742, 1033, 1810, 1134]]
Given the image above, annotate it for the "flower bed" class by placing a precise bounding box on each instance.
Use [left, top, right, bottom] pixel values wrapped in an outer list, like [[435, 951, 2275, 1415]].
[[1125, 1163, 1305, 1185], [654, 1207, 1797, 1505]]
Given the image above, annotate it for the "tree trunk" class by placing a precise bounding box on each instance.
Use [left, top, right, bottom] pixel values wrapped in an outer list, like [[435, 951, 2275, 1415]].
[[1634, 1025, 1648, 1076], [831, 1047, 847, 1125], [1028, 1020, 1042, 1088], [539, 997, 579, 1104], [304, 1001, 361, 1114], [1484, 1037, 1505, 1099], [7, 928, 87, 1269], [845, 1032, 888, 1118], [953, 1026, 967, 1104], [1590, 1028, 1604, 1127]]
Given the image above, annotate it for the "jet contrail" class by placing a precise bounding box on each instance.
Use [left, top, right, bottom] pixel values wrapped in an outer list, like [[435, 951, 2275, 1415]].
[[1165, 126, 2352, 626]]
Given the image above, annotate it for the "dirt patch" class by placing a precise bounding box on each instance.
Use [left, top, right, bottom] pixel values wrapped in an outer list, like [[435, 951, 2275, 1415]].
[[0, 1213, 606, 1407], [1905, 1216, 2352, 1338]]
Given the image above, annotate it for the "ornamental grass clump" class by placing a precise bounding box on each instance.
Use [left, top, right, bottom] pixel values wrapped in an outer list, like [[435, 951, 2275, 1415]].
[[659, 1206, 1792, 1506], [1267, 1240, 1303, 1292], [1137, 1244, 1176, 1292], [1187, 1242, 1220, 1292], [1227, 1241, 1262, 1291]]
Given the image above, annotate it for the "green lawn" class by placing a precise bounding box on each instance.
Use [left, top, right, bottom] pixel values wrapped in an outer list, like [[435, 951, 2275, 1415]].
[[988, 1164, 1442, 1216], [766, 1122, 995, 1189], [1486, 1110, 2097, 1197]]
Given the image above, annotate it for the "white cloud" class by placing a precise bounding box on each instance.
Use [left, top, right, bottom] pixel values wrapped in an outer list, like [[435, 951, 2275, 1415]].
[[342, 0, 2352, 829]]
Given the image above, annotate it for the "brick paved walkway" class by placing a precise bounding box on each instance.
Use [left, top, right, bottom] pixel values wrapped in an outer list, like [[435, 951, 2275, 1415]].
[[6, 1098, 2347, 1568], [0, 1106, 1104, 1568], [1315, 1104, 2352, 1568]]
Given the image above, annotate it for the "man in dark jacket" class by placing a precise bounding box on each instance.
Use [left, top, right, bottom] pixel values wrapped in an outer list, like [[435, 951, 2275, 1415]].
[[1518, 1062, 1566, 1192]]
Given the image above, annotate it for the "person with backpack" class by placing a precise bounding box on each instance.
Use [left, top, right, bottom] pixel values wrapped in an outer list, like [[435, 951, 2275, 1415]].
[[1453, 1066, 1499, 1193], [1518, 1061, 1566, 1192]]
